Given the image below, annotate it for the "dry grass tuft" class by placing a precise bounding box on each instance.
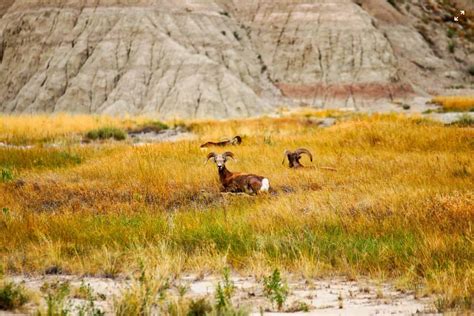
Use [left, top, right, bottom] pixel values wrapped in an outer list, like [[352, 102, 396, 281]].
[[431, 96, 474, 112]]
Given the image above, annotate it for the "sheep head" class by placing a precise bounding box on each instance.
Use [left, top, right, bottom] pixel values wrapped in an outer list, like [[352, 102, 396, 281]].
[[207, 152, 235, 170], [283, 148, 313, 168], [231, 135, 242, 145]]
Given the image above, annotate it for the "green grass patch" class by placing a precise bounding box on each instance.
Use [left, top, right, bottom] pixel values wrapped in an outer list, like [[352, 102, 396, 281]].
[[85, 127, 126, 141], [0, 281, 29, 311], [0, 148, 83, 170], [449, 114, 474, 127], [446, 28, 456, 38], [448, 42, 455, 53], [128, 120, 169, 134], [0, 167, 13, 182]]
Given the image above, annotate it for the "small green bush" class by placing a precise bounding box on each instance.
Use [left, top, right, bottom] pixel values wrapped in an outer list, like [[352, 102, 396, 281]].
[[40, 280, 71, 316], [446, 28, 456, 38], [214, 267, 236, 313], [74, 281, 105, 316], [129, 121, 169, 134], [263, 269, 288, 311], [187, 298, 212, 316], [0, 282, 29, 311], [0, 167, 13, 182], [144, 121, 168, 132], [450, 114, 474, 127], [286, 300, 310, 312], [448, 42, 455, 53], [86, 127, 126, 141]]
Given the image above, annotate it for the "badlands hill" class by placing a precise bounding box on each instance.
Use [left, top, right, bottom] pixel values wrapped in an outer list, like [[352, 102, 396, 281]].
[[0, 0, 472, 119]]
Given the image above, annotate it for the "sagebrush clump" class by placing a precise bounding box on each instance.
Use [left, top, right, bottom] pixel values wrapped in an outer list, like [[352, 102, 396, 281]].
[[0, 281, 29, 311], [85, 127, 126, 141]]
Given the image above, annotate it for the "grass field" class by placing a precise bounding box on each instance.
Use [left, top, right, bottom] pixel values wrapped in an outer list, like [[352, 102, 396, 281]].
[[0, 112, 473, 312], [431, 96, 474, 112]]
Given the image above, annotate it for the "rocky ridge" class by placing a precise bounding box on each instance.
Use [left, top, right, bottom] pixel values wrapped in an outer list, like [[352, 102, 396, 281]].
[[0, 0, 472, 119]]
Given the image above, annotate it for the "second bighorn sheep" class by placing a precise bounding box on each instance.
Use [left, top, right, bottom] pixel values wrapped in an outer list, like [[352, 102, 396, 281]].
[[206, 151, 270, 194], [200, 136, 242, 148], [282, 148, 313, 168]]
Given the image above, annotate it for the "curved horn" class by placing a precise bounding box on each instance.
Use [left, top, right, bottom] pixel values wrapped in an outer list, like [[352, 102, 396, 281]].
[[282, 149, 291, 165], [206, 152, 217, 163], [222, 151, 235, 160], [295, 148, 313, 162]]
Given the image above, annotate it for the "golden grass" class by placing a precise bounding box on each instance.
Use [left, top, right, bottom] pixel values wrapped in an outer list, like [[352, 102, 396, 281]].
[[0, 113, 473, 310], [431, 96, 474, 112], [0, 113, 156, 145]]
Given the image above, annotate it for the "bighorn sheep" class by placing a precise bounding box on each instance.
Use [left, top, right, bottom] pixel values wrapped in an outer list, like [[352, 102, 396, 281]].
[[200, 136, 242, 148], [283, 148, 337, 171], [206, 151, 270, 194], [282, 148, 313, 168]]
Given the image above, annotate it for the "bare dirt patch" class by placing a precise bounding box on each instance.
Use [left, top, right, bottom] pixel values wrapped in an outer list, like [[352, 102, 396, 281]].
[[7, 274, 433, 315]]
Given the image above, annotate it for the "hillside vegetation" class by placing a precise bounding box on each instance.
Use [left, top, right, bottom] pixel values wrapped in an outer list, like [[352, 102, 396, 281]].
[[0, 113, 473, 311]]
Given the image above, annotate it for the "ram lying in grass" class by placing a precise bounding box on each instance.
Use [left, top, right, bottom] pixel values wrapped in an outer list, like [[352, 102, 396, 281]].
[[0, 112, 472, 313]]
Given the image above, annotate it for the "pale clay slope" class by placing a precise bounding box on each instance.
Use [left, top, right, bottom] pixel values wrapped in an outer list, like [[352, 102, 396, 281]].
[[0, 0, 472, 118]]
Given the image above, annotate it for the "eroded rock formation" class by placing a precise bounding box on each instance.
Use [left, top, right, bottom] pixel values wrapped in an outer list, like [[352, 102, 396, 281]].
[[0, 0, 472, 118]]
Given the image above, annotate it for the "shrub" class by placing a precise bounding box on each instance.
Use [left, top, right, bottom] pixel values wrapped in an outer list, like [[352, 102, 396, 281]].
[[449, 114, 474, 127], [114, 262, 169, 316], [286, 300, 310, 312], [263, 269, 288, 311], [214, 267, 236, 313], [74, 282, 105, 316], [85, 127, 126, 141], [187, 298, 212, 316], [0, 282, 29, 311], [233, 31, 241, 41], [435, 294, 473, 312], [447, 28, 456, 38], [448, 42, 455, 53], [129, 121, 169, 134], [0, 167, 13, 182], [40, 281, 71, 315]]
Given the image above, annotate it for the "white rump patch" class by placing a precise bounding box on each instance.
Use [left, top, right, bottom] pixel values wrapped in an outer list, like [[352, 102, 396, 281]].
[[260, 178, 270, 192]]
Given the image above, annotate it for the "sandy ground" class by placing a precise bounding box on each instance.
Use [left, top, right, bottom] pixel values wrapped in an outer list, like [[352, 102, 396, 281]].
[[2, 274, 435, 315]]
